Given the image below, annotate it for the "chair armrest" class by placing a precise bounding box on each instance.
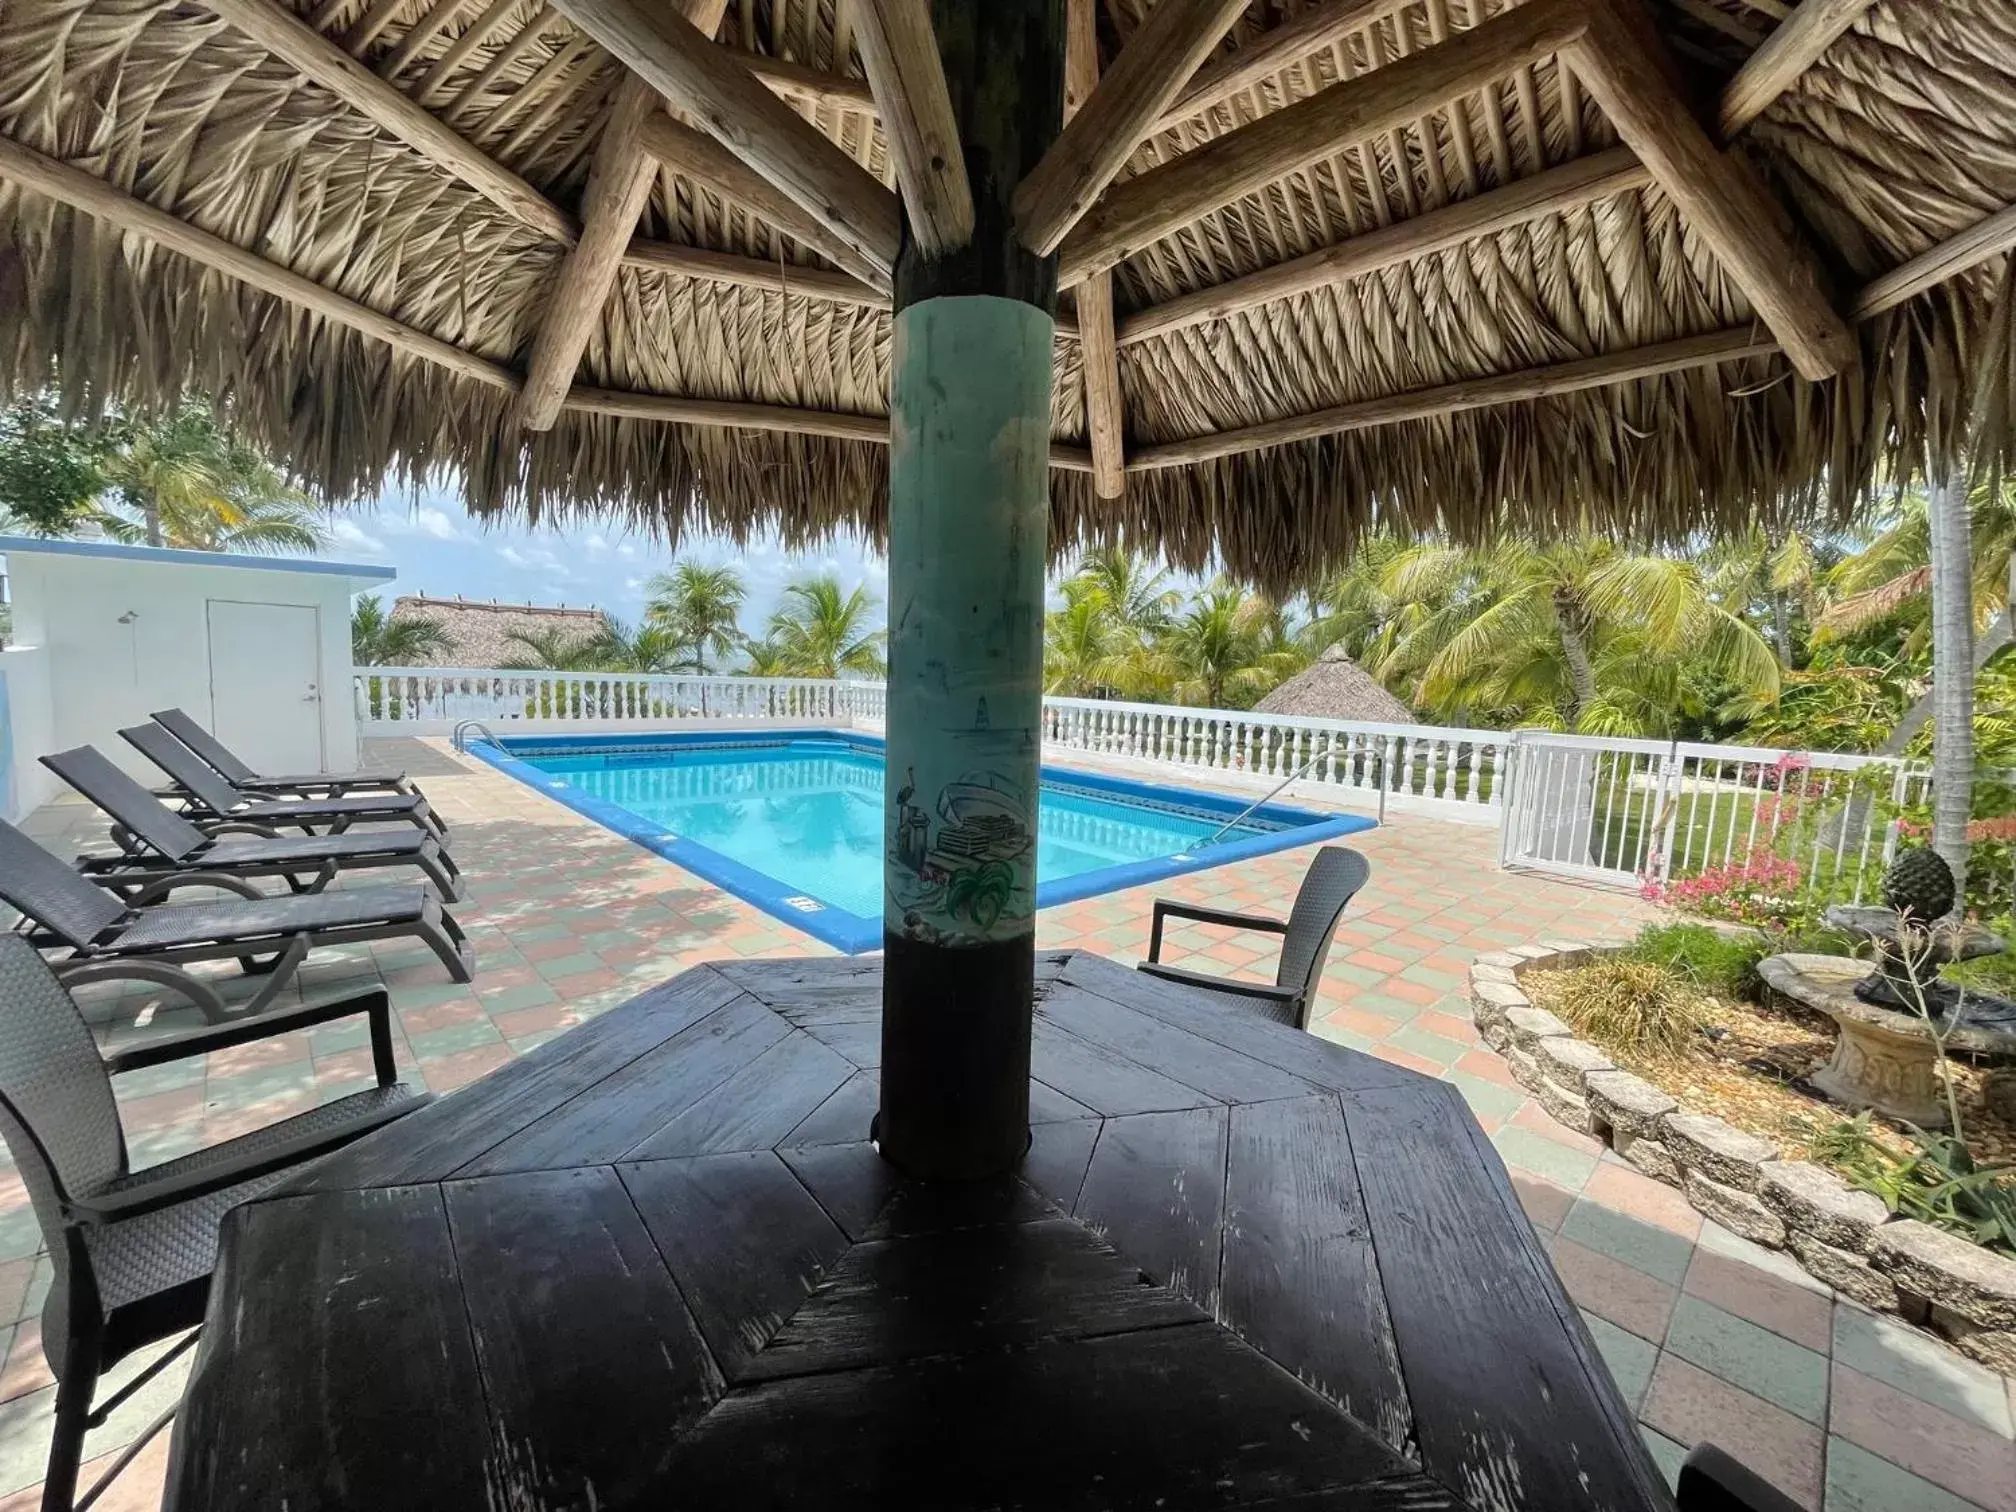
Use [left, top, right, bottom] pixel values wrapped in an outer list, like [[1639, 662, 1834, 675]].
[[1677, 1444, 1806, 1512], [67, 1096, 420, 1224], [107, 986, 398, 1085], [1146, 898, 1286, 963], [1137, 960, 1301, 1004]]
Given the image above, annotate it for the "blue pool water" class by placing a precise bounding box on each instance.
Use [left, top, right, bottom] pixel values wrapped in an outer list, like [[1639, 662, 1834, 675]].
[[478, 732, 1373, 953]]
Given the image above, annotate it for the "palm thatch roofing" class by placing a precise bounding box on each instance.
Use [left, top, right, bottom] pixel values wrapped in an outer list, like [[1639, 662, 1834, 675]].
[[1, 0, 2013, 587], [1255, 643, 1415, 721], [390, 593, 606, 664]]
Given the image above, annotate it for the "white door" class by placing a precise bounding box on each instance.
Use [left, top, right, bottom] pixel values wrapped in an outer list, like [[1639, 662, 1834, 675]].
[[207, 600, 325, 774]]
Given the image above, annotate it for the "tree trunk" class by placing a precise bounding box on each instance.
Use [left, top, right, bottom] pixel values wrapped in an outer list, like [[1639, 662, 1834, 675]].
[[1925, 471, 1976, 905], [1554, 590, 1597, 724], [1771, 593, 1793, 663], [1878, 549, 2014, 757], [142, 491, 163, 548], [878, 0, 1063, 1180]]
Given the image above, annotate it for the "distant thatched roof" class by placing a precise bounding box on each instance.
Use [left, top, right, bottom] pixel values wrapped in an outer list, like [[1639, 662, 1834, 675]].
[[1256, 645, 1416, 723], [393, 594, 606, 666], [0, 1, 2012, 585]]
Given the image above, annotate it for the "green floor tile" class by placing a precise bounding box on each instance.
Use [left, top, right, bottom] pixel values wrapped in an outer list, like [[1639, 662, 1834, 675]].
[[1444, 1070, 1526, 1121], [1831, 1305, 2013, 1436], [1824, 1437, 1984, 1512], [1491, 1126, 1599, 1190], [1663, 1296, 1828, 1425], [1582, 1311, 1658, 1411], [1559, 1198, 1695, 1287], [1639, 1427, 1688, 1492], [408, 1020, 506, 1058], [1385, 1024, 1468, 1067]]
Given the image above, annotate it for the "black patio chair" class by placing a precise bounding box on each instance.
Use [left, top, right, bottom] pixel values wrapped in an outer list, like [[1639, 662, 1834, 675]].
[[0, 818, 473, 1022], [1136, 845, 1371, 1030], [39, 747, 462, 902], [117, 726, 447, 844], [150, 707, 413, 798], [0, 932, 428, 1511], [1675, 1444, 1804, 1512]]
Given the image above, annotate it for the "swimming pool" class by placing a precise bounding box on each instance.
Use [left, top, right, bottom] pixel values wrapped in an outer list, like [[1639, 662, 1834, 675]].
[[473, 731, 1373, 952]]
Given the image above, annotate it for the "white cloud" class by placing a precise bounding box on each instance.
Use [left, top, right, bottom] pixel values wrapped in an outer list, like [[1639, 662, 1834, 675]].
[[329, 519, 388, 557], [583, 534, 610, 555], [382, 506, 467, 542], [617, 542, 637, 558]]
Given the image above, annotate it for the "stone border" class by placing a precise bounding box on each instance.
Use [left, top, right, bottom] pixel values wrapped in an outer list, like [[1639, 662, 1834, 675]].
[[1470, 942, 2016, 1374]]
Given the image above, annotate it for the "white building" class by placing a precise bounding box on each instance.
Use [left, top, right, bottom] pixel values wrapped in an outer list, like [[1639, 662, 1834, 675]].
[[0, 536, 393, 820]]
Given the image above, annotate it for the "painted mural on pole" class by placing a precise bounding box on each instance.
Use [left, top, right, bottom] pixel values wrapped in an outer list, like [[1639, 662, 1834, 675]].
[[884, 295, 1053, 947]]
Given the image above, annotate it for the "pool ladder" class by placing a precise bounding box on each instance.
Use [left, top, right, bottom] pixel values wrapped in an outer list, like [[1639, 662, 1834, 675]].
[[452, 719, 503, 753], [1198, 747, 1386, 846]]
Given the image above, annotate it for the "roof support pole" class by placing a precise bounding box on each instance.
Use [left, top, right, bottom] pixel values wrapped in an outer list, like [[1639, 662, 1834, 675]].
[[877, 0, 1064, 1181]]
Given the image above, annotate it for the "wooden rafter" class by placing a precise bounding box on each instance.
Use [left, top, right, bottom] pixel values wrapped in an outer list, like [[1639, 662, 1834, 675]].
[[1130, 329, 1784, 470], [1120, 148, 1652, 347], [1056, 0, 1588, 285], [1063, 0, 1126, 500], [1567, 1, 1854, 380], [1853, 202, 2016, 320], [510, 76, 660, 431], [621, 239, 885, 308], [730, 47, 878, 115], [851, 0, 972, 258], [1153, 0, 1408, 135], [1719, 0, 1877, 137], [198, 0, 573, 242], [1015, 0, 1250, 257], [551, 0, 901, 278], [636, 113, 894, 293]]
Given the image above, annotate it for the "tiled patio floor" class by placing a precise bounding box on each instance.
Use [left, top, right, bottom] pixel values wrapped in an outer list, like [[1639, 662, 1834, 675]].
[[1, 737, 2010, 1509]]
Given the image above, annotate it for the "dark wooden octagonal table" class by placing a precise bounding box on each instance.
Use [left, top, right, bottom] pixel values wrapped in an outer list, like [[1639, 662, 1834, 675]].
[[166, 950, 1674, 1512]]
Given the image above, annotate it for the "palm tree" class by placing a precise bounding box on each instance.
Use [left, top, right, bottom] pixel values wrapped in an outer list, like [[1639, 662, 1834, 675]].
[[1044, 581, 1128, 696], [351, 595, 452, 666], [1145, 580, 1302, 709], [1925, 471, 1976, 900], [498, 624, 611, 671], [645, 562, 747, 673], [97, 405, 327, 553], [585, 615, 684, 673], [740, 634, 792, 676], [1071, 548, 1179, 639], [767, 576, 887, 678], [1378, 538, 1780, 733], [1702, 526, 1829, 664]]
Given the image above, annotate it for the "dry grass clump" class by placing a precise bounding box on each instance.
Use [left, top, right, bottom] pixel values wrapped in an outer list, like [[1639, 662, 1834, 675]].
[[1550, 960, 1707, 1061]]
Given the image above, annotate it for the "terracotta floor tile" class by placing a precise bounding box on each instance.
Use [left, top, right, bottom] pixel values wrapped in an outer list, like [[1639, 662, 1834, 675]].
[[1582, 1161, 1704, 1240], [1640, 1355, 1824, 1510], [1830, 1363, 2016, 1512]]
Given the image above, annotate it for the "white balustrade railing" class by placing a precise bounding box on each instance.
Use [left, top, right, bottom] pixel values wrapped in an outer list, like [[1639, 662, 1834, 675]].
[[354, 668, 850, 731], [1040, 696, 1508, 810]]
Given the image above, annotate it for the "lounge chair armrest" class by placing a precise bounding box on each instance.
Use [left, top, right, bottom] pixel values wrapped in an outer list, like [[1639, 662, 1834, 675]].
[[197, 820, 283, 841], [107, 987, 399, 1084], [1136, 960, 1300, 1004], [68, 1097, 419, 1224], [1676, 1444, 1806, 1512], [1146, 898, 1286, 962]]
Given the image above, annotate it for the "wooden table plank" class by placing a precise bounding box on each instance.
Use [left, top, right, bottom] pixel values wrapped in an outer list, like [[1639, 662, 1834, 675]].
[[619, 1151, 849, 1382], [292, 967, 744, 1190], [442, 1167, 722, 1504], [455, 995, 790, 1175], [1040, 978, 1319, 1103], [1074, 1105, 1229, 1306], [173, 1188, 492, 1509], [1030, 1020, 1219, 1116], [666, 1325, 1420, 1509], [783, 1067, 882, 1146], [1022, 1116, 1101, 1212], [627, 1030, 855, 1157], [796, 1014, 883, 1067], [715, 955, 883, 1013], [1348, 1080, 1678, 1512], [745, 1216, 1204, 1381], [1222, 1095, 1413, 1454]]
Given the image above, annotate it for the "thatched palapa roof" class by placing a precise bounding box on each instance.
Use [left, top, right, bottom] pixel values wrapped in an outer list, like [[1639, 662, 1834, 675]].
[[1255, 644, 1416, 722], [390, 594, 607, 665], [1, 0, 2014, 586]]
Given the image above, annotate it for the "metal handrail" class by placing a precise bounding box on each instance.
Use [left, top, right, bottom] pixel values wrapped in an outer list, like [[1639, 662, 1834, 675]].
[[452, 719, 503, 753], [1200, 747, 1386, 845]]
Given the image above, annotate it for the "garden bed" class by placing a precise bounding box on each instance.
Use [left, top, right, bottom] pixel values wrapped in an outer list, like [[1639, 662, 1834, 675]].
[[1469, 936, 2016, 1375]]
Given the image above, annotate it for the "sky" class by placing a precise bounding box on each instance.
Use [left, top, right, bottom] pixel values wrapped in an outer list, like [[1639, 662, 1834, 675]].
[[326, 479, 889, 640]]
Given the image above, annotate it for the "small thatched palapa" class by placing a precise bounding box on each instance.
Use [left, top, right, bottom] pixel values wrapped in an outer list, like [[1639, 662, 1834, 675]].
[[1, 0, 2014, 584], [1255, 644, 1416, 723]]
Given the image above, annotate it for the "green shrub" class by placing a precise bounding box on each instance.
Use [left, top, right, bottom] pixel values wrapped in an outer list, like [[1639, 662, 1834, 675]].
[[1622, 923, 1763, 1001], [1809, 1112, 2016, 1255], [1552, 959, 1705, 1060]]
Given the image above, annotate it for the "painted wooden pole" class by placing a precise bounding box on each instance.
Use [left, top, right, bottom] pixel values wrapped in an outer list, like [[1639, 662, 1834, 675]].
[[878, 0, 1064, 1179]]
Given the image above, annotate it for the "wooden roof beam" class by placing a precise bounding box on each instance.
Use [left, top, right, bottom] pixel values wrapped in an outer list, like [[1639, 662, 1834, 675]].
[[1121, 148, 1653, 347], [636, 112, 893, 293], [851, 0, 971, 257], [1128, 328, 1782, 470], [1152, 0, 1410, 135], [1719, 0, 1876, 137], [1057, 0, 1589, 286], [197, 0, 574, 243], [1566, 1, 1855, 380], [551, 0, 901, 278], [1062, 0, 1127, 499], [620, 239, 886, 307], [1853, 202, 2016, 320], [1016, 0, 1250, 256]]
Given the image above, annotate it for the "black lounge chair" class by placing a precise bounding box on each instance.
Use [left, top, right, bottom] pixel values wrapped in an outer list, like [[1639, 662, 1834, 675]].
[[39, 747, 462, 903], [0, 933, 428, 1511], [1136, 845, 1371, 1031], [0, 818, 473, 1022], [117, 725, 448, 844], [150, 707, 412, 797]]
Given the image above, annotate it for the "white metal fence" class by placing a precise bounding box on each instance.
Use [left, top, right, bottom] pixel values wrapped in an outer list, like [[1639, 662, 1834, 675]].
[[355, 668, 1953, 902]]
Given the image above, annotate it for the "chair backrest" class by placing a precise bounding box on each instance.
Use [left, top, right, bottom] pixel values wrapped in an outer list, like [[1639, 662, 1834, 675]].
[[39, 746, 211, 862], [120, 722, 248, 815], [151, 707, 257, 784], [0, 820, 130, 949], [1274, 847, 1372, 1011]]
